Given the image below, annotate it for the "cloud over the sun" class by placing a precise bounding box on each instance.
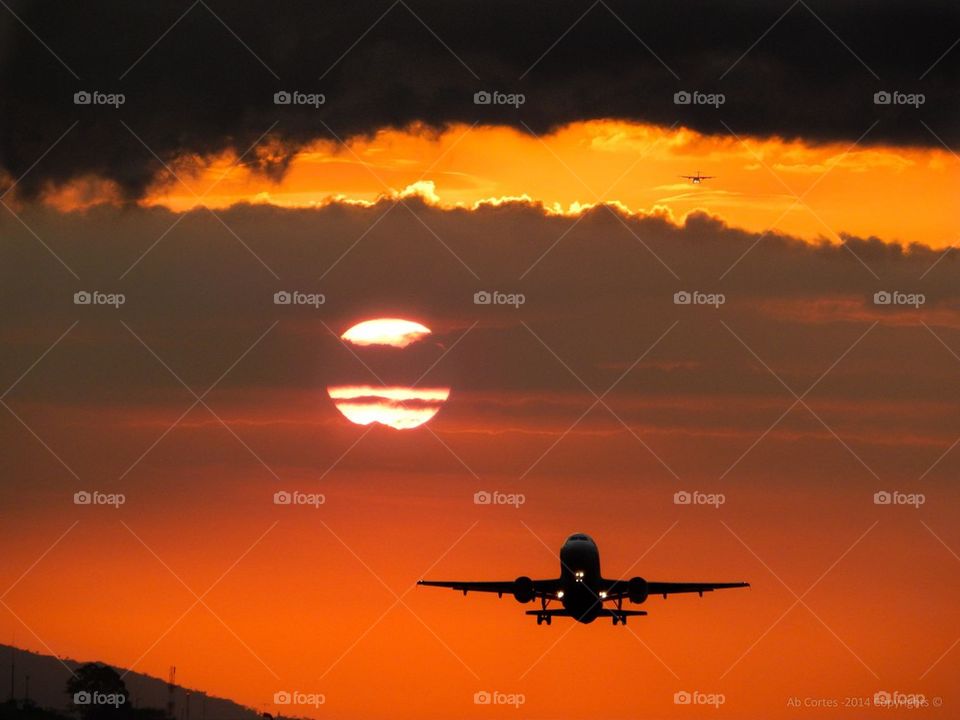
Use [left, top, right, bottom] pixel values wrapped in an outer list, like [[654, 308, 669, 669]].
[[2, 198, 957, 410]]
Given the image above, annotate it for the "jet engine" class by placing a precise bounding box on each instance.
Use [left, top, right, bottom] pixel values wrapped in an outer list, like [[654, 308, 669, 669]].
[[628, 577, 648, 604], [513, 576, 535, 603]]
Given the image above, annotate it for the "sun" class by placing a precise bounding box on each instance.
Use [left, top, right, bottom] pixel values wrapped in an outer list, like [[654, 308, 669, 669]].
[[340, 318, 431, 348], [327, 385, 452, 430], [328, 318, 451, 430]]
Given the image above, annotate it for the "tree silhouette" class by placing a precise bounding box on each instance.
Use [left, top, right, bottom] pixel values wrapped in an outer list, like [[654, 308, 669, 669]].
[[65, 664, 129, 720]]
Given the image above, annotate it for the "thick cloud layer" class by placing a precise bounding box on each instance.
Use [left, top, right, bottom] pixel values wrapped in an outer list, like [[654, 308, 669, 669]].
[[2, 200, 958, 420], [1, 0, 957, 198]]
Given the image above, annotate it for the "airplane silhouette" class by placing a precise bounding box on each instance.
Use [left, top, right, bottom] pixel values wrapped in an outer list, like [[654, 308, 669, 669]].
[[419, 533, 749, 625], [680, 171, 715, 184]]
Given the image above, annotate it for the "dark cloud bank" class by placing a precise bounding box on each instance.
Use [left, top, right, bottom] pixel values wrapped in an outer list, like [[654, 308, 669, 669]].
[[2, 199, 958, 401], [1, 0, 957, 198]]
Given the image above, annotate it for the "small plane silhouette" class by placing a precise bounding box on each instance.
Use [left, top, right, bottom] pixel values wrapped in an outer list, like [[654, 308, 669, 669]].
[[681, 171, 715, 184], [418, 533, 749, 625]]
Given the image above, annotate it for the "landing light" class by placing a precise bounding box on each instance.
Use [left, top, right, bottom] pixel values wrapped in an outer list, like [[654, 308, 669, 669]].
[[557, 591, 564, 598]]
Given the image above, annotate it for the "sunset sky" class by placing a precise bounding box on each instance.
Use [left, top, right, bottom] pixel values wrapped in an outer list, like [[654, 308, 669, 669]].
[[1, 1, 959, 718]]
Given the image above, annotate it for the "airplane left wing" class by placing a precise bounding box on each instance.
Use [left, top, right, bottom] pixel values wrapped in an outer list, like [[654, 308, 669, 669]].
[[646, 581, 747, 597], [418, 578, 559, 598], [603, 579, 749, 599]]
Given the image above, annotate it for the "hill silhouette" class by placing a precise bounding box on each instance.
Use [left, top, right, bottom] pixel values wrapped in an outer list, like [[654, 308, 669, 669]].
[[0, 645, 266, 720]]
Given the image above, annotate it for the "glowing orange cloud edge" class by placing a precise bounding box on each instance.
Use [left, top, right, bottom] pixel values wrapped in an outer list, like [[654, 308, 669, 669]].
[[30, 120, 959, 249]]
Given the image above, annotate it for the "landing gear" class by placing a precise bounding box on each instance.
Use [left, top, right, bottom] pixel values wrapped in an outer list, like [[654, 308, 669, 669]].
[[533, 594, 554, 625], [612, 596, 626, 625]]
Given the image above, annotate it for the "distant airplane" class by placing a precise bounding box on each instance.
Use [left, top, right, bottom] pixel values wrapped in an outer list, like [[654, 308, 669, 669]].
[[681, 171, 715, 184], [418, 533, 749, 625]]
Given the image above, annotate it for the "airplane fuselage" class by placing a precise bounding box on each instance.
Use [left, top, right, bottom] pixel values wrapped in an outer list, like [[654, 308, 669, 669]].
[[558, 533, 605, 622]]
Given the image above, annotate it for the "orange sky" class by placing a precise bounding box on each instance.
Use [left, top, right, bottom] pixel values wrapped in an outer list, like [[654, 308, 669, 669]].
[[3, 119, 960, 719], [42, 120, 959, 250], [3, 375, 959, 718], [3, 428, 959, 719]]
